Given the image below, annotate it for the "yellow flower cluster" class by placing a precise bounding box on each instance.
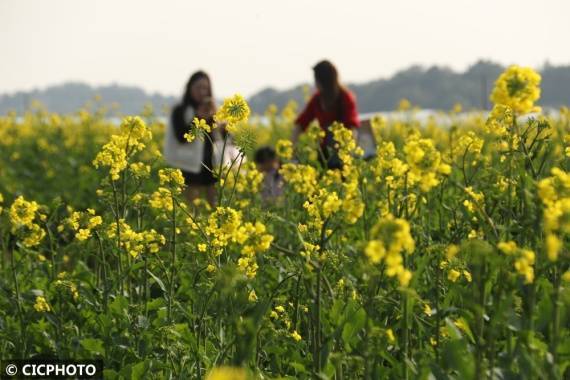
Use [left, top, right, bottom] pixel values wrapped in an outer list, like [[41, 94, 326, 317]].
[[203, 207, 273, 278], [275, 139, 293, 160], [490, 65, 541, 115], [269, 304, 302, 341], [205, 366, 248, 380], [158, 168, 185, 194], [184, 117, 213, 143], [129, 162, 151, 178], [54, 272, 79, 301], [290, 330, 302, 342], [306, 123, 326, 144], [248, 289, 257, 302], [63, 208, 103, 242], [373, 142, 408, 188], [214, 94, 250, 133], [236, 222, 274, 278], [446, 268, 472, 283], [92, 116, 152, 180], [453, 131, 484, 159], [342, 189, 365, 225], [279, 163, 318, 196], [301, 181, 360, 232], [149, 188, 175, 212], [223, 162, 264, 205], [403, 137, 451, 192], [386, 328, 396, 343], [485, 104, 513, 136], [538, 167, 570, 261], [330, 122, 364, 176], [463, 186, 485, 214], [282, 100, 299, 122], [107, 219, 165, 258], [440, 245, 473, 283], [9, 195, 40, 230], [305, 189, 341, 220], [34, 296, 51, 313], [205, 207, 243, 253], [328, 123, 365, 224], [9, 196, 46, 248], [194, 117, 212, 133], [365, 214, 415, 286], [498, 241, 535, 283]]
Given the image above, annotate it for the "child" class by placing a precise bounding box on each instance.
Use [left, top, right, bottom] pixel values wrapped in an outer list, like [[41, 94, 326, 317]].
[[254, 146, 283, 202]]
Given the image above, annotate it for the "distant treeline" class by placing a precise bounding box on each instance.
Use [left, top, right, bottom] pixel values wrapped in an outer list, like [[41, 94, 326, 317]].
[[1, 60, 569, 116], [0, 83, 177, 116], [249, 60, 570, 114]]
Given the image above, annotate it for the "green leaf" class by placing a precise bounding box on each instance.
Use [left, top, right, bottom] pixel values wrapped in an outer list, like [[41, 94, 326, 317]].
[[102, 369, 118, 380], [147, 269, 166, 293], [109, 296, 129, 317], [80, 338, 105, 356], [131, 360, 149, 380], [341, 307, 366, 350]]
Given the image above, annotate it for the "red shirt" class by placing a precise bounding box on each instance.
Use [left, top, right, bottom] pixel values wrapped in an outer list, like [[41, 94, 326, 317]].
[[295, 89, 360, 131]]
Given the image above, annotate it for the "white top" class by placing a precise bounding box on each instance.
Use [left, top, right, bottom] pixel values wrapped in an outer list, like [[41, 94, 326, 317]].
[[163, 107, 205, 173]]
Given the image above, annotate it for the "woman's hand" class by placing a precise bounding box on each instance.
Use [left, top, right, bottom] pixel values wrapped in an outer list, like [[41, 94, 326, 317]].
[[195, 98, 216, 119]]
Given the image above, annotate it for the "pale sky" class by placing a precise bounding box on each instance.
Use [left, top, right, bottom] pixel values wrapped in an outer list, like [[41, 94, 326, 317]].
[[1, 0, 569, 98]]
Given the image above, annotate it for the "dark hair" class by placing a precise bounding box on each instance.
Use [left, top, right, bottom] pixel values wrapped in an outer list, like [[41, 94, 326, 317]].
[[181, 70, 212, 109], [313, 60, 341, 110], [254, 146, 277, 164]]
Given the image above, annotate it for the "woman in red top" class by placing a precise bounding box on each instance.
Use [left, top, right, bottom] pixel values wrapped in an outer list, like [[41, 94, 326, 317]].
[[293, 60, 360, 168]]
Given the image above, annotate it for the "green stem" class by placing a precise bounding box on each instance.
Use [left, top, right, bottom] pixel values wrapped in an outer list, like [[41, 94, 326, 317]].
[[550, 264, 560, 366], [435, 253, 442, 362], [167, 194, 177, 323], [225, 155, 245, 207], [95, 233, 108, 313], [143, 256, 148, 317], [402, 285, 409, 380], [111, 179, 123, 295], [314, 266, 322, 375], [216, 135, 228, 204], [10, 245, 27, 356], [475, 262, 487, 380]]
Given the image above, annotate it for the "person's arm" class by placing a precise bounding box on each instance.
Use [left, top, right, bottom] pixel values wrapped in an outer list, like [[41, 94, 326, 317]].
[[292, 95, 316, 144]]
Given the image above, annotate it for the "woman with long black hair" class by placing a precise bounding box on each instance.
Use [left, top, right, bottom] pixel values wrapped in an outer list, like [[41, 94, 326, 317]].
[[167, 71, 218, 205], [293, 60, 360, 169]]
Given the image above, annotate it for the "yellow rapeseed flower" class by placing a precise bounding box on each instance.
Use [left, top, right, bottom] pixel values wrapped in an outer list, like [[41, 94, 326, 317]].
[[365, 214, 415, 287], [275, 139, 293, 160], [290, 330, 302, 342], [386, 328, 396, 343], [490, 65, 541, 115], [215, 94, 250, 133], [34, 296, 51, 313], [248, 290, 258, 302], [9, 195, 39, 231], [205, 366, 248, 380], [448, 269, 461, 282]]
